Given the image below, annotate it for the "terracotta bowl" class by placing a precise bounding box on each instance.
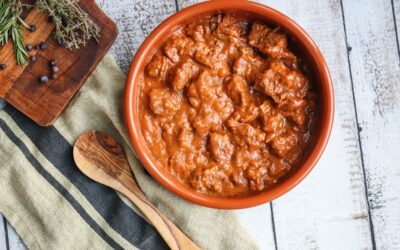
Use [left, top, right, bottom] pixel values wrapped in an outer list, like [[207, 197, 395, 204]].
[[124, 1, 334, 209]]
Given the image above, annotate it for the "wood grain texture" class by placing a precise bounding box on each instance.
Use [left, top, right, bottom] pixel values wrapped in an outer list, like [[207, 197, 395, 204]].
[[342, 0, 400, 248], [0, 0, 117, 126], [236, 205, 276, 250], [96, 0, 177, 73], [74, 131, 199, 250], [0, 9, 55, 96]]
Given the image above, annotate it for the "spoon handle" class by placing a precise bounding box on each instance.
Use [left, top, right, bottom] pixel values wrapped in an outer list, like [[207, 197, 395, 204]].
[[118, 178, 200, 250]]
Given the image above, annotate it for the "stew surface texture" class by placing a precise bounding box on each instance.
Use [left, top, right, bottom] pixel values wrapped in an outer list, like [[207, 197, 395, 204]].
[[139, 14, 316, 196]]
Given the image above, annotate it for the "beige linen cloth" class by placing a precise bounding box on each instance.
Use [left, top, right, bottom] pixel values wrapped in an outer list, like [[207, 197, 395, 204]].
[[0, 55, 259, 250]]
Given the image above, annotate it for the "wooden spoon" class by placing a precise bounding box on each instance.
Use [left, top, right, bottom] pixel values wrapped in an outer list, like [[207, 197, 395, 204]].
[[73, 131, 199, 250]]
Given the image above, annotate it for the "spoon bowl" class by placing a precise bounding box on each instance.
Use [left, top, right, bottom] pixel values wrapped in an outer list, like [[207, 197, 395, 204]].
[[73, 131, 199, 250]]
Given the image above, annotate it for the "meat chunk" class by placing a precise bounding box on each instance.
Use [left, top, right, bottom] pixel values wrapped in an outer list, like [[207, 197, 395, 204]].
[[170, 58, 200, 91], [227, 75, 259, 124], [209, 133, 234, 163], [185, 18, 215, 42], [215, 14, 247, 38], [178, 127, 194, 149], [190, 166, 228, 193], [233, 53, 265, 83], [256, 61, 309, 105], [249, 23, 288, 51], [227, 120, 266, 149], [146, 54, 173, 81], [245, 165, 270, 191], [268, 159, 291, 179], [140, 112, 169, 164], [248, 21, 272, 50], [259, 101, 286, 142], [193, 43, 230, 78], [227, 103, 259, 126], [148, 88, 182, 117], [188, 71, 234, 135], [227, 75, 251, 107], [168, 150, 197, 179], [163, 34, 195, 63], [248, 22, 297, 65], [269, 130, 298, 157], [264, 46, 297, 65], [280, 98, 309, 126]]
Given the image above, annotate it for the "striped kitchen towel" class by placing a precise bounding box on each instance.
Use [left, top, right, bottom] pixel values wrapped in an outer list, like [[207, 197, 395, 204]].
[[0, 55, 259, 250]]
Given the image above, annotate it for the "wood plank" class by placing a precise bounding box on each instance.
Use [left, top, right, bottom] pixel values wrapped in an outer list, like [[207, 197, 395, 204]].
[[96, 0, 178, 73], [6, 222, 26, 250], [0, 215, 7, 250], [177, 0, 198, 10], [342, 0, 400, 248], [237, 204, 275, 250]]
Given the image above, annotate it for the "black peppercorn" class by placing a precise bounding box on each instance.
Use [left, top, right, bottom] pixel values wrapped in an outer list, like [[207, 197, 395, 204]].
[[47, 16, 54, 23], [0, 64, 6, 70], [51, 66, 59, 73], [39, 75, 49, 83], [26, 44, 33, 51], [38, 42, 47, 50], [61, 17, 68, 26], [29, 25, 36, 32], [30, 55, 37, 62], [49, 60, 57, 67]]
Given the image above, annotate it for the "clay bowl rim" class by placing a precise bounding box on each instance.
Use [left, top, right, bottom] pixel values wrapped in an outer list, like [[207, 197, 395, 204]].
[[124, 0, 334, 209]]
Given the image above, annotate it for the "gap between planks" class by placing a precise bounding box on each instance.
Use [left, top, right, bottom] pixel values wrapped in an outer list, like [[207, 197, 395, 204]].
[[341, 0, 400, 248], [339, 0, 376, 248]]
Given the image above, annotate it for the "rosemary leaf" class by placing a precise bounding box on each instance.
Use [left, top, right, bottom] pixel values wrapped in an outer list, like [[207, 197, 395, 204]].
[[0, 0, 28, 65]]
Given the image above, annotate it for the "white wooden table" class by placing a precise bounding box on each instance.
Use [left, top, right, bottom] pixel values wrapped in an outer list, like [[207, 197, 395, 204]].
[[1, 0, 399, 249]]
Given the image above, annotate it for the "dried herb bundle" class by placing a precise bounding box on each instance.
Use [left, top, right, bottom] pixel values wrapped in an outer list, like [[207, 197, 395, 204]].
[[0, 0, 100, 66], [0, 0, 29, 65], [36, 0, 100, 49]]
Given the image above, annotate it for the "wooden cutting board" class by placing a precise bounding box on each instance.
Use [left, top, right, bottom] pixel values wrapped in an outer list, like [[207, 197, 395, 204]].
[[0, 0, 118, 126]]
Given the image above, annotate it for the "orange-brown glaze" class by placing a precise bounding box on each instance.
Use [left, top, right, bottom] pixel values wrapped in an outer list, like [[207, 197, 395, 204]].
[[139, 14, 316, 196]]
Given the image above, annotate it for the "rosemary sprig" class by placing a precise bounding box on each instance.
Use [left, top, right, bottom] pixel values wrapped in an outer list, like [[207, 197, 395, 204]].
[[0, 0, 29, 65], [36, 0, 100, 49], [11, 25, 29, 65]]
